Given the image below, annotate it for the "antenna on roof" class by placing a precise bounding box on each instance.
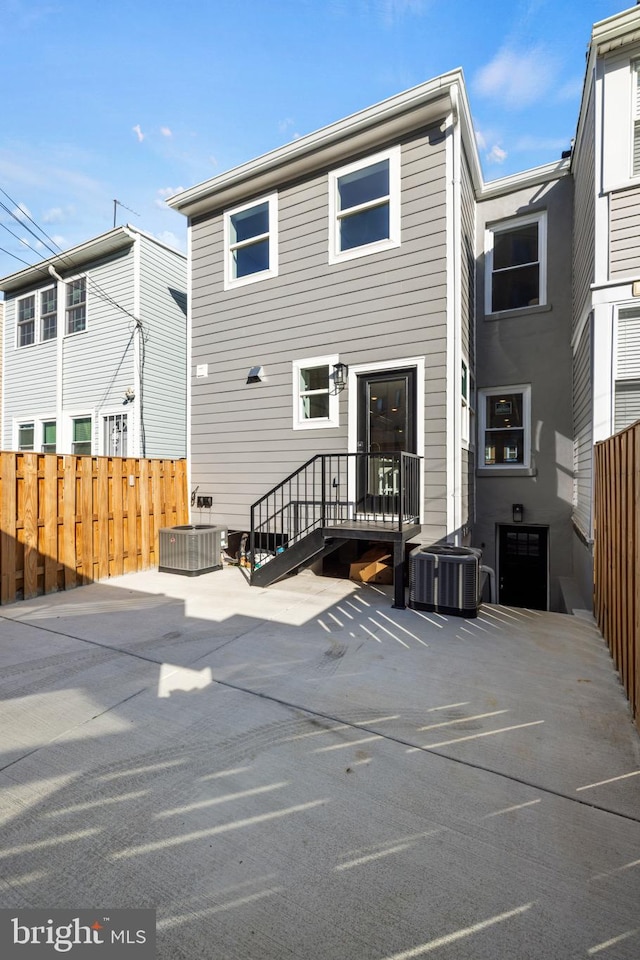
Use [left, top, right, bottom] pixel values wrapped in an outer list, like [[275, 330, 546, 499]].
[[113, 199, 140, 229]]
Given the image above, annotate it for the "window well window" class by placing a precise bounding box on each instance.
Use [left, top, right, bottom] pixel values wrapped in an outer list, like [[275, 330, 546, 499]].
[[17, 295, 36, 347], [292, 356, 340, 430], [479, 386, 530, 468], [72, 416, 92, 455], [66, 277, 87, 334], [224, 194, 278, 289], [486, 214, 546, 314], [329, 147, 400, 263]]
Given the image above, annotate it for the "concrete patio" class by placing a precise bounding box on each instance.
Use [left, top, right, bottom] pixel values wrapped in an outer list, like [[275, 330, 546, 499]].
[[0, 566, 639, 959]]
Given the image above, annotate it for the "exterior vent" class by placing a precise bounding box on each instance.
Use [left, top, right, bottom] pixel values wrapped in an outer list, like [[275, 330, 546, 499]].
[[409, 545, 482, 618], [159, 524, 226, 576]]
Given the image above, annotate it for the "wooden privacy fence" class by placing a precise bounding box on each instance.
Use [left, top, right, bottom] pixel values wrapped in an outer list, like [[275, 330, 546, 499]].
[[0, 452, 188, 605], [594, 422, 640, 732]]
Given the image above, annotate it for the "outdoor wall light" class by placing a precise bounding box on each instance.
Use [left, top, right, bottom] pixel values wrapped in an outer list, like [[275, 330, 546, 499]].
[[123, 386, 135, 404], [247, 365, 264, 384], [333, 361, 348, 390], [512, 503, 524, 523]]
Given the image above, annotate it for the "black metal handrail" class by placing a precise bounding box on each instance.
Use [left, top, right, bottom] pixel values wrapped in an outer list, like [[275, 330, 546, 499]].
[[250, 452, 421, 578]]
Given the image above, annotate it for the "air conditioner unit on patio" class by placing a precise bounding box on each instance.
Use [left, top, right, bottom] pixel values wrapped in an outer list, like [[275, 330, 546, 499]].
[[409, 545, 482, 618], [159, 524, 227, 576]]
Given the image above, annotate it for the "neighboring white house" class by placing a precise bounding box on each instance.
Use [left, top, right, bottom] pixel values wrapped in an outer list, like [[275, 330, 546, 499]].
[[0, 225, 187, 459]]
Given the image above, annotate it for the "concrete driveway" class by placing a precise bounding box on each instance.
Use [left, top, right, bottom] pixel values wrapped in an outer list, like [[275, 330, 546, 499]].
[[0, 567, 639, 959]]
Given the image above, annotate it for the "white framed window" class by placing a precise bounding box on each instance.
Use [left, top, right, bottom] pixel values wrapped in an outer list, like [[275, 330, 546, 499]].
[[478, 385, 531, 469], [461, 359, 471, 447], [40, 287, 57, 341], [17, 422, 35, 450], [72, 415, 92, 454], [614, 308, 640, 432], [17, 295, 36, 347], [224, 193, 278, 290], [328, 146, 401, 264], [66, 277, 87, 334], [485, 213, 546, 314], [42, 421, 57, 453], [292, 355, 340, 430]]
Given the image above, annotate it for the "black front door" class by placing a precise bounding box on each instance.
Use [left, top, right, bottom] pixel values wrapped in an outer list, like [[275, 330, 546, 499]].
[[498, 525, 548, 610], [357, 369, 416, 513]]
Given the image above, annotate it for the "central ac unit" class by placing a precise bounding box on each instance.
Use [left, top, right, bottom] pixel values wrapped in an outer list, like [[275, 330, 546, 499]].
[[159, 524, 227, 576], [409, 545, 482, 618]]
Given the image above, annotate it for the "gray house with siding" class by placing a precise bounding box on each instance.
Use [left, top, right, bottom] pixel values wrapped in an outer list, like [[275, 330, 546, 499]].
[[0, 225, 187, 460]]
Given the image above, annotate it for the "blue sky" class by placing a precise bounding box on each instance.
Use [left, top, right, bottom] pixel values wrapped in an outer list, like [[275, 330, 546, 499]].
[[0, 0, 628, 280]]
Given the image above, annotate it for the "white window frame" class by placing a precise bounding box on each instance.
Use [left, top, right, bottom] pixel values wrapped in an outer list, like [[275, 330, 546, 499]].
[[16, 421, 35, 451], [461, 358, 471, 448], [485, 212, 547, 315], [328, 146, 401, 265], [65, 276, 87, 336], [613, 306, 640, 432], [223, 193, 278, 290], [292, 355, 340, 430], [16, 294, 36, 348], [478, 384, 531, 470], [13, 416, 57, 452], [70, 414, 93, 455], [40, 286, 58, 341]]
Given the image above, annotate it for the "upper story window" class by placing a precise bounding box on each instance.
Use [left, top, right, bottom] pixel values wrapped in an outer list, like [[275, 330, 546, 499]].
[[17, 295, 36, 347], [485, 213, 546, 314], [292, 355, 340, 430], [224, 194, 278, 290], [40, 288, 57, 340], [478, 385, 531, 469], [329, 147, 401, 264], [66, 277, 87, 334]]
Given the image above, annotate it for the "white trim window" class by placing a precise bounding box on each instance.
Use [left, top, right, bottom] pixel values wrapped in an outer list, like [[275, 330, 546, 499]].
[[66, 277, 87, 334], [485, 213, 546, 314], [17, 422, 35, 450], [292, 355, 339, 430], [72, 415, 92, 454], [16, 286, 58, 347], [40, 287, 57, 340], [224, 193, 278, 289], [614, 308, 640, 432], [329, 147, 401, 263], [41, 420, 57, 453], [14, 419, 56, 452], [17, 295, 36, 347], [478, 385, 531, 469]]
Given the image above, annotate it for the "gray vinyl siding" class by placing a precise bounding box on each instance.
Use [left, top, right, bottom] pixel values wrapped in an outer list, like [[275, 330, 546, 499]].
[[573, 319, 593, 536], [190, 127, 448, 533], [610, 186, 640, 278], [2, 291, 57, 448], [572, 85, 596, 333], [138, 237, 187, 458]]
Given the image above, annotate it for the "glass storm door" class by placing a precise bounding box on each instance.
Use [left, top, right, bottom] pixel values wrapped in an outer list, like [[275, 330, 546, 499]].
[[356, 369, 416, 513]]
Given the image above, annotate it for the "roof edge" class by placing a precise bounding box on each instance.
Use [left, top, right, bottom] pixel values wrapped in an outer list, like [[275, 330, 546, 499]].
[[479, 157, 571, 200]]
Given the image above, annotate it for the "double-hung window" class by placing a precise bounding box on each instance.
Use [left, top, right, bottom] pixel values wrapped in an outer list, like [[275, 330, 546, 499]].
[[479, 386, 531, 469], [66, 277, 87, 334], [614, 309, 640, 432], [329, 147, 401, 263], [486, 213, 546, 314], [42, 421, 57, 453], [17, 295, 36, 347], [224, 194, 278, 289], [40, 288, 57, 340], [292, 356, 340, 430], [18, 422, 35, 450]]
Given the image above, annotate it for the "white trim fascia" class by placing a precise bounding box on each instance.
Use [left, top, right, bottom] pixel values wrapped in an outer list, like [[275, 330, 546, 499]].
[[594, 57, 609, 286], [186, 220, 193, 515], [347, 356, 425, 524], [591, 277, 640, 292], [593, 5, 640, 55], [479, 159, 570, 201], [168, 74, 461, 218], [592, 301, 615, 442], [223, 193, 279, 290], [445, 112, 459, 540]]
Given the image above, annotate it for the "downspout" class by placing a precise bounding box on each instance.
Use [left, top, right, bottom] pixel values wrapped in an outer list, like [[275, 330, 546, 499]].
[[123, 226, 144, 457], [49, 265, 65, 451], [445, 83, 462, 541]]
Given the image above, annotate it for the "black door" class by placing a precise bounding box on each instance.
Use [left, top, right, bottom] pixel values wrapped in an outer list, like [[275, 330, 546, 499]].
[[498, 525, 548, 610], [357, 369, 416, 513]]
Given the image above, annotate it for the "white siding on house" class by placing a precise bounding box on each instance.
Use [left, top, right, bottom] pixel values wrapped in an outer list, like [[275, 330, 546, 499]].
[[190, 126, 449, 534], [138, 236, 187, 458]]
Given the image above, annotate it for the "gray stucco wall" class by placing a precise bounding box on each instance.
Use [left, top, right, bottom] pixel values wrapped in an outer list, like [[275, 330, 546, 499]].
[[189, 125, 450, 534], [473, 174, 574, 611]]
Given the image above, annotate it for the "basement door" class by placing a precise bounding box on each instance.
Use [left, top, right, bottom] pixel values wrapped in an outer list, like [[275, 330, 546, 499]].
[[356, 368, 417, 513], [498, 524, 548, 610]]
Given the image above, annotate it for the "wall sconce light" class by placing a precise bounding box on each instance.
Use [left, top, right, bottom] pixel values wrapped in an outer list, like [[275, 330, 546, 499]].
[[247, 365, 264, 384], [512, 503, 524, 523], [123, 386, 135, 404], [333, 361, 348, 390]]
